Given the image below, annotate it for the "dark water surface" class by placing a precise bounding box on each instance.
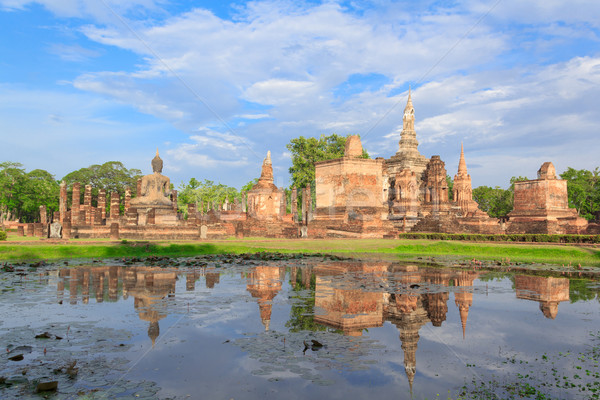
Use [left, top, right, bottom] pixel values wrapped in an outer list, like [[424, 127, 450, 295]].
[[1, 257, 599, 399]]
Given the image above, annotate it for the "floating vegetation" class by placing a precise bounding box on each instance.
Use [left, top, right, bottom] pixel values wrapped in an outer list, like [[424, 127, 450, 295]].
[[457, 331, 600, 400]]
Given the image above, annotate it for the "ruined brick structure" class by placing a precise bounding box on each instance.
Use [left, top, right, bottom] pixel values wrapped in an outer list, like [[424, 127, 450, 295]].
[[507, 162, 589, 234], [34, 93, 591, 240]]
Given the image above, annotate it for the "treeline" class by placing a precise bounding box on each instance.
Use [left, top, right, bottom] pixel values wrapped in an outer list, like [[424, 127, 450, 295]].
[[0, 161, 141, 223], [2, 135, 598, 223]]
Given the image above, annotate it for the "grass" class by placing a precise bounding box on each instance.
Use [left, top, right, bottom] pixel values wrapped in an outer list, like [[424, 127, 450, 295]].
[[1, 236, 599, 267]]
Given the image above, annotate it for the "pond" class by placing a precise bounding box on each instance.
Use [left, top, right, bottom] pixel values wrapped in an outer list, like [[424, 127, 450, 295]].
[[1, 255, 599, 399]]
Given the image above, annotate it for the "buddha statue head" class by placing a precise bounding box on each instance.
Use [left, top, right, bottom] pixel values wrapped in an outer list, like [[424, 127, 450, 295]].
[[151, 149, 163, 173]]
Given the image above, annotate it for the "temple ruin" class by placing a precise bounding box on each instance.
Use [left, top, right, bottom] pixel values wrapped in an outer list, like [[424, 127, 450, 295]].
[[21, 92, 595, 240]]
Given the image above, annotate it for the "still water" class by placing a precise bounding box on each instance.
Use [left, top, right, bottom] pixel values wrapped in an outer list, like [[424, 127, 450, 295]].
[[1, 256, 599, 399]]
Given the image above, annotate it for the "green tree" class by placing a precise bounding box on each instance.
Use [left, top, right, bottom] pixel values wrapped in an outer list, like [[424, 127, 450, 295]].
[[61, 161, 142, 206], [560, 167, 600, 221], [0, 162, 26, 222], [472, 186, 513, 218], [0, 163, 60, 223], [177, 179, 240, 216], [446, 175, 454, 201], [286, 134, 369, 190], [19, 169, 60, 222], [472, 176, 529, 218]]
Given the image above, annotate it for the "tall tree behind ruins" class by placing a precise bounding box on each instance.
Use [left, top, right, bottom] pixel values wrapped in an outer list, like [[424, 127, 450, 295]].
[[0, 162, 59, 223], [560, 167, 600, 221], [61, 161, 142, 208], [286, 134, 369, 191]]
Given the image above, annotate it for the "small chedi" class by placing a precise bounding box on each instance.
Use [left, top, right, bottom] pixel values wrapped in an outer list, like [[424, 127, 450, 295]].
[[26, 92, 594, 240]]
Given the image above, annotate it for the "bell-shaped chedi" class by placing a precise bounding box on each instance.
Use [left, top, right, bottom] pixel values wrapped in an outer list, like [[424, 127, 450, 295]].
[[246, 151, 285, 221], [246, 266, 283, 331], [507, 162, 588, 234], [515, 275, 569, 319], [386, 88, 430, 179]]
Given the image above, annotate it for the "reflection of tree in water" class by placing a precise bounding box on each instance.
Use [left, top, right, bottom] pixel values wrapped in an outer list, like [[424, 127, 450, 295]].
[[568, 278, 599, 303], [285, 266, 328, 333]]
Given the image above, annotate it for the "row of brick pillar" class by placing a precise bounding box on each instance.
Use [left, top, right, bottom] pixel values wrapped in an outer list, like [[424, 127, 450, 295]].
[[58, 182, 158, 225]]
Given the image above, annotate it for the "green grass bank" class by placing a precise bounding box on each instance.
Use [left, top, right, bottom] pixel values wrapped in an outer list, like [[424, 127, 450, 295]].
[[1, 236, 599, 267]]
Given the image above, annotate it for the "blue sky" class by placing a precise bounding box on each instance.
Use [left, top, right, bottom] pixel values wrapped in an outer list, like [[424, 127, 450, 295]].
[[1, 0, 599, 189]]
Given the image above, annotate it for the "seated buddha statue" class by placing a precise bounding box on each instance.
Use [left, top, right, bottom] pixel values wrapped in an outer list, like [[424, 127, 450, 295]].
[[131, 149, 172, 207]]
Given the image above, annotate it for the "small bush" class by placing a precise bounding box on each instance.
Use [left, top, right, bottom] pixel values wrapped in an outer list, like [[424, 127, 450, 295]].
[[0, 230, 6, 241]]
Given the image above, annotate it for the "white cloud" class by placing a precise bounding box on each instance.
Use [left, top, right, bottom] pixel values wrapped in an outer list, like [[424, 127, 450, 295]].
[[2, 0, 600, 188], [47, 43, 101, 62]]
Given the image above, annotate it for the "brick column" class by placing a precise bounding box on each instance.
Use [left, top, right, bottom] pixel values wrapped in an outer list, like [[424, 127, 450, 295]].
[[26, 223, 34, 236], [97, 189, 106, 220], [34, 223, 44, 238], [62, 221, 71, 239], [124, 187, 131, 213], [71, 182, 81, 225], [110, 192, 120, 220], [17, 226, 24, 236], [39, 205, 47, 224], [291, 187, 298, 223], [59, 181, 67, 222], [136, 179, 142, 198], [84, 185, 92, 225], [188, 203, 197, 224], [94, 208, 102, 225]]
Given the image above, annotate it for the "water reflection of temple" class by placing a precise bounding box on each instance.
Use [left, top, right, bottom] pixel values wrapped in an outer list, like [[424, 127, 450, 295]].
[[245, 266, 285, 331], [515, 275, 569, 319], [57, 266, 179, 346], [304, 263, 482, 392], [126, 268, 177, 346], [313, 262, 387, 336]]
